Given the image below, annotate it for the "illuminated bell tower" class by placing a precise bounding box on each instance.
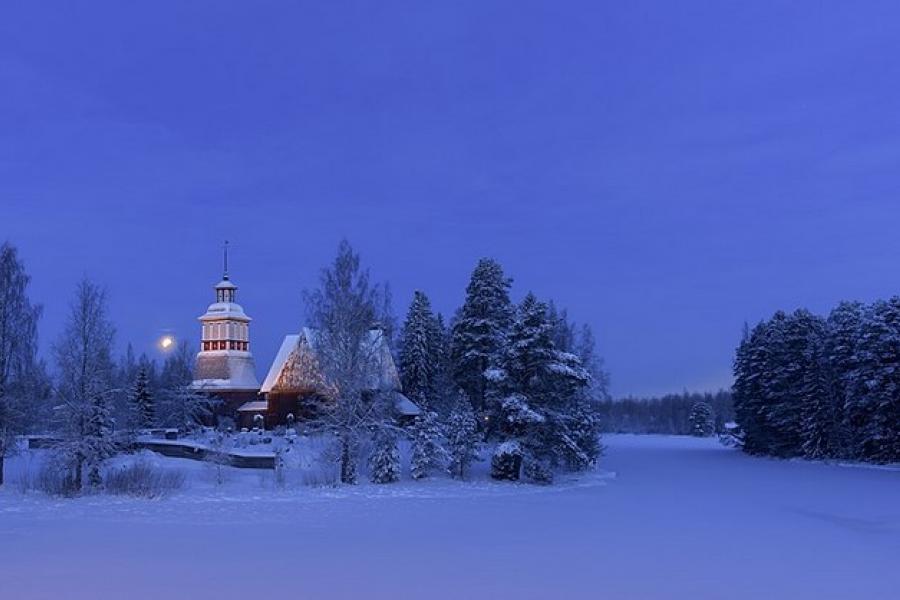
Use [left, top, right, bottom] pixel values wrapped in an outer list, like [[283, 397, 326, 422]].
[[191, 242, 260, 394]]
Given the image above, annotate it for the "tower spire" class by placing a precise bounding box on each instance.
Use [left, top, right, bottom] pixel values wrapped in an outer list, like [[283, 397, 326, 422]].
[[223, 240, 229, 280]]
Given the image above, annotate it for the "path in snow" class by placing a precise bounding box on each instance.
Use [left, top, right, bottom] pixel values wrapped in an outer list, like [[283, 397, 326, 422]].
[[0, 435, 898, 599]]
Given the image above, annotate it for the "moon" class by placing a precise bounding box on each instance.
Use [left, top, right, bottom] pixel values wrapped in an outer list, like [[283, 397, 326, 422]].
[[160, 335, 175, 350]]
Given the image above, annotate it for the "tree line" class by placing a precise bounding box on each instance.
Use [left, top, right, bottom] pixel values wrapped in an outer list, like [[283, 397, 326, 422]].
[[733, 301, 900, 463], [596, 390, 733, 436]]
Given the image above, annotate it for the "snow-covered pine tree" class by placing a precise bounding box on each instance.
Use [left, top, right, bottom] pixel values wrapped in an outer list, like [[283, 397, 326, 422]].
[[688, 401, 715, 437], [446, 392, 480, 479], [491, 293, 592, 483], [430, 313, 456, 417], [824, 301, 866, 459], [369, 426, 400, 484], [53, 279, 118, 491], [130, 365, 155, 430], [848, 298, 900, 462], [399, 290, 442, 412], [753, 310, 824, 458], [565, 397, 603, 470], [409, 410, 446, 480], [450, 259, 513, 416], [83, 390, 116, 488], [733, 320, 772, 455], [780, 310, 828, 458], [798, 326, 838, 460]]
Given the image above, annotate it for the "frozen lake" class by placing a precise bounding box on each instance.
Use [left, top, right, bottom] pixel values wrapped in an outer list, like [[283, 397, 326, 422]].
[[1, 434, 898, 599]]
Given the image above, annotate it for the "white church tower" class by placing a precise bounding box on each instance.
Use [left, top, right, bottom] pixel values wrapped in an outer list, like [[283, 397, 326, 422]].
[[191, 243, 260, 403]]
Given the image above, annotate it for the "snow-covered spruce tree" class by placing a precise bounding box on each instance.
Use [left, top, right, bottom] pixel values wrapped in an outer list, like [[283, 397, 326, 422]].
[[53, 279, 118, 491], [369, 426, 401, 484], [733, 320, 771, 454], [129, 365, 155, 430], [824, 301, 866, 459], [775, 310, 827, 458], [798, 328, 839, 460], [848, 298, 900, 463], [688, 401, 715, 437], [734, 309, 838, 460], [399, 290, 443, 412], [427, 313, 456, 417], [450, 258, 513, 418], [446, 392, 480, 479], [491, 294, 592, 483], [566, 397, 603, 470], [0, 242, 42, 486], [304, 240, 393, 484]]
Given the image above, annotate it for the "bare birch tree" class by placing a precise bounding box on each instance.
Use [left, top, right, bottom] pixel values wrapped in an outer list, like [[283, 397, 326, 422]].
[[0, 242, 42, 486], [303, 240, 394, 484], [53, 279, 118, 491]]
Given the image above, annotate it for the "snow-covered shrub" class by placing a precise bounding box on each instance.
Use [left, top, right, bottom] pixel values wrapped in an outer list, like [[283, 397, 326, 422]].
[[300, 464, 340, 487], [718, 421, 744, 448], [35, 459, 79, 497], [105, 460, 185, 499], [291, 437, 340, 487], [491, 440, 522, 481], [204, 431, 231, 486], [523, 454, 553, 485], [273, 447, 286, 489]]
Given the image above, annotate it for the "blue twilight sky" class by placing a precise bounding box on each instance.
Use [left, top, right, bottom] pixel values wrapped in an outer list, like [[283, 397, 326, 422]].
[[3, 2, 900, 397]]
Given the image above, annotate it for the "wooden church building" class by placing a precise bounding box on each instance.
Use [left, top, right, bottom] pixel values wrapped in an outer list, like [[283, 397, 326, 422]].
[[191, 248, 419, 429]]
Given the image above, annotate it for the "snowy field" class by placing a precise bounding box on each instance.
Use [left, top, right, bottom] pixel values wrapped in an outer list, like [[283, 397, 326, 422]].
[[1, 435, 898, 599]]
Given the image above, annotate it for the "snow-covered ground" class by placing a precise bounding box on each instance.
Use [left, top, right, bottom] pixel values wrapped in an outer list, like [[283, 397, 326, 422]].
[[1, 435, 898, 599]]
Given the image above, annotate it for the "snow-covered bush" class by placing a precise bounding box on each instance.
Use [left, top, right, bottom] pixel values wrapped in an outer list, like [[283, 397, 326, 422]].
[[718, 421, 744, 448], [522, 454, 553, 485], [491, 440, 522, 481], [300, 463, 340, 487], [295, 437, 341, 487], [34, 459, 80, 497], [105, 460, 185, 499], [204, 431, 231, 486]]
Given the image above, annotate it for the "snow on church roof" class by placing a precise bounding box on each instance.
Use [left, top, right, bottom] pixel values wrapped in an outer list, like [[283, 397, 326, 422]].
[[260, 327, 402, 395], [260, 334, 300, 393]]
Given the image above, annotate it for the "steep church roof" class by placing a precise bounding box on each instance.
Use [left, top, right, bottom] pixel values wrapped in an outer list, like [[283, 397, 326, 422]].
[[260, 327, 410, 413]]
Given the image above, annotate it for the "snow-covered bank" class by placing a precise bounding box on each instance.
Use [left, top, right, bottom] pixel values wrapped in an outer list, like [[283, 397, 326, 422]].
[[1, 435, 898, 599]]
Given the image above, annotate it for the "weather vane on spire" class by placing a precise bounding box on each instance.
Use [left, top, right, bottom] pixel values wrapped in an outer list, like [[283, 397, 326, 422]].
[[223, 240, 229, 280]]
